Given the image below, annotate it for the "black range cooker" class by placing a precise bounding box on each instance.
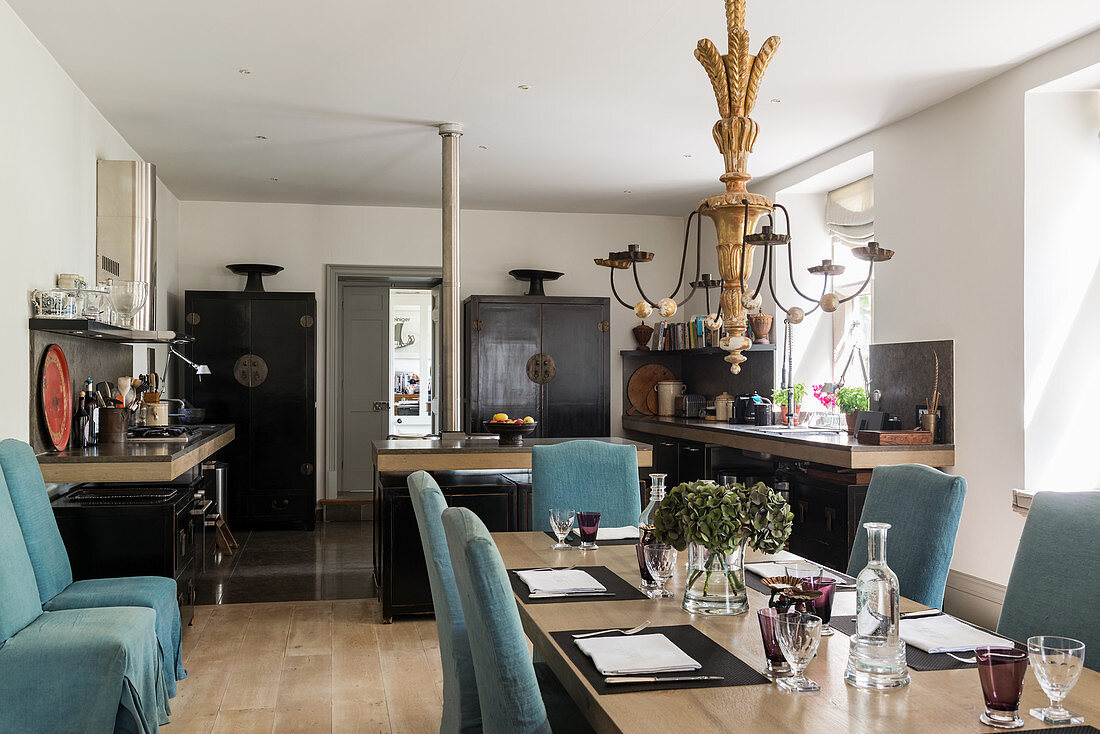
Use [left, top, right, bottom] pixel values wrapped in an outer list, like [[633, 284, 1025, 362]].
[[51, 467, 211, 625]]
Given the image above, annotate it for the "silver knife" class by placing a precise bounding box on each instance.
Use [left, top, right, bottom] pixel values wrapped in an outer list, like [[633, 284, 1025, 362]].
[[528, 592, 615, 599], [901, 609, 942, 619], [606, 675, 724, 684]]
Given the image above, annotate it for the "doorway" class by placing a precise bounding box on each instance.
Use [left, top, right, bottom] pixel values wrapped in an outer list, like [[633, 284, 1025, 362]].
[[325, 266, 442, 499]]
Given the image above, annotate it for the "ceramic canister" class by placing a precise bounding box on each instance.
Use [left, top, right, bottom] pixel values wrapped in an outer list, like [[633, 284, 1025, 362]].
[[655, 380, 686, 416], [715, 392, 734, 421]]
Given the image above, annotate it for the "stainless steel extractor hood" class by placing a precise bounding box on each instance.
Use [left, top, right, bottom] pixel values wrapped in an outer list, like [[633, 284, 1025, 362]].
[[96, 160, 156, 330]]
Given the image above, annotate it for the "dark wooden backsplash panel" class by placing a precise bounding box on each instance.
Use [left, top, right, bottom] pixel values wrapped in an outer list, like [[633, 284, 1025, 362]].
[[682, 348, 775, 400], [29, 332, 132, 453], [869, 339, 954, 443]]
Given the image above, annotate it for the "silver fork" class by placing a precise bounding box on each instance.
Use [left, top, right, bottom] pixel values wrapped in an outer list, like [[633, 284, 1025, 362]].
[[572, 621, 650, 639], [946, 652, 977, 664]]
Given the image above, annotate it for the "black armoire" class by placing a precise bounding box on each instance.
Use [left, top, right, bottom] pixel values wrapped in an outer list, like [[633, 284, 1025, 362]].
[[463, 294, 610, 437], [184, 291, 317, 530]]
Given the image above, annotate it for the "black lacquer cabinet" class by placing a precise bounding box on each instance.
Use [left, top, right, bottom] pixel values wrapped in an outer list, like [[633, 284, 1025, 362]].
[[463, 295, 610, 437], [185, 291, 317, 530]]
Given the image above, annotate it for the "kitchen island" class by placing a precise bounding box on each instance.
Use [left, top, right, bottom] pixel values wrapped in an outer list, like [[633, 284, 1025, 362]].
[[37, 424, 236, 483], [371, 435, 652, 621]]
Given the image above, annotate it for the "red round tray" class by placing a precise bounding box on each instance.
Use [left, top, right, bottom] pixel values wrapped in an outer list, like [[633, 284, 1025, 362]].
[[41, 344, 72, 451]]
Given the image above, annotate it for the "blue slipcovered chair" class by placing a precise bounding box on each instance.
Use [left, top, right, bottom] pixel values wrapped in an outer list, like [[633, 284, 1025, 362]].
[[0, 438, 186, 697], [441, 506, 594, 734], [531, 440, 641, 532], [845, 463, 966, 609], [407, 471, 482, 733], [0, 467, 169, 733], [997, 491, 1100, 671]]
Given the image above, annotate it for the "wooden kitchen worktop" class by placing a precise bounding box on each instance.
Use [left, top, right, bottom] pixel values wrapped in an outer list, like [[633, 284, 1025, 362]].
[[37, 424, 235, 483], [372, 436, 652, 472], [623, 415, 955, 469]]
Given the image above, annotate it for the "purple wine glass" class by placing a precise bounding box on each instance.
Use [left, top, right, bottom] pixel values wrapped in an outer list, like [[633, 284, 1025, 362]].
[[976, 646, 1029, 729], [757, 608, 791, 679], [801, 577, 837, 636], [576, 511, 601, 550]]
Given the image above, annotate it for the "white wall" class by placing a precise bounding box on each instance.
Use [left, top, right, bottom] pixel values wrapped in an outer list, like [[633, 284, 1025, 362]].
[[752, 25, 1100, 621], [177, 201, 687, 496], [0, 0, 179, 442], [1023, 89, 1100, 493]]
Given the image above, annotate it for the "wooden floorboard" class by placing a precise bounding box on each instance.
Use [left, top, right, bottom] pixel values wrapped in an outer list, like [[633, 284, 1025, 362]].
[[173, 599, 443, 733]]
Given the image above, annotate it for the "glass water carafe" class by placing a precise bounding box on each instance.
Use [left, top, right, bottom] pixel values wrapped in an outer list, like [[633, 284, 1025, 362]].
[[636, 473, 667, 589], [844, 522, 910, 689]]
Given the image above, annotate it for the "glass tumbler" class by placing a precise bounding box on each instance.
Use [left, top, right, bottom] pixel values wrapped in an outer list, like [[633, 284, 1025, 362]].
[[576, 511, 601, 550], [976, 646, 1029, 729], [801, 577, 837, 636], [548, 509, 576, 550], [1027, 636, 1085, 725], [643, 543, 677, 598], [757, 608, 791, 679]]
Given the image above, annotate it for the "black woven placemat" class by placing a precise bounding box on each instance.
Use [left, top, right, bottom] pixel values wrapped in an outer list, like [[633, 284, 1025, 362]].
[[1013, 728, 1097, 734], [829, 615, 1024, 671], [541, 530, 638, 547], [550, 624, 769, 694], [510, 565, 650, 604]]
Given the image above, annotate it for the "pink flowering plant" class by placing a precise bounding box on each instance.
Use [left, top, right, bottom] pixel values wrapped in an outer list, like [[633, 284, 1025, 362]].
[[812, 383, 837, 410]]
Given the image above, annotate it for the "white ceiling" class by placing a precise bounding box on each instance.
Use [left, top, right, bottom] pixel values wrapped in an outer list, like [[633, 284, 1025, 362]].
[[11, 0, 1100, 215]]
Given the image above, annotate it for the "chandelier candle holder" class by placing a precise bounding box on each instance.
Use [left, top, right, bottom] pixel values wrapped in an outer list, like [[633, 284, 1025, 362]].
[[595, 0, 894, 375]]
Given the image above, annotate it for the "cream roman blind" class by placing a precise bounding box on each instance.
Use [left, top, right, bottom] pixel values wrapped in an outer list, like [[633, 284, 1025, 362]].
[[825, 175, 874, 246]]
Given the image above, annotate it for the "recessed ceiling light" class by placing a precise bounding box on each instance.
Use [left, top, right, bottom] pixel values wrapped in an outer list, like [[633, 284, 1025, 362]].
[[269, 177, 279, 182], [238, 69, 252, 75], [517, 84, 530, 90], [478, 145, 489, 150], [623, 190, 632, 194], [683, 153, 692, 158], [255, 135, 268, 140], [770, 98, 781, 103]]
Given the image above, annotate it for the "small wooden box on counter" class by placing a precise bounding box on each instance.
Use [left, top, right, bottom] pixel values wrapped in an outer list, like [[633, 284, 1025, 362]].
[[857, 430, 934, 445]]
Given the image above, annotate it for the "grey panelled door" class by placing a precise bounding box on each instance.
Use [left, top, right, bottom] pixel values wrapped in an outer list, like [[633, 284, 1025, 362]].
[[340, 285, 390, 493]]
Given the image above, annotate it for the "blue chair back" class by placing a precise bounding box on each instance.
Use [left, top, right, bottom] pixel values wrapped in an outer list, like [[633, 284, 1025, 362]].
[[0, 439, 73, 604], [846, 464, 966, 609], [998, 491, 1100, 670], [407, 471, 482, 733], [531, 440, 640, 532], [442, 507, 552, 734], [0, 469, 44, 643]]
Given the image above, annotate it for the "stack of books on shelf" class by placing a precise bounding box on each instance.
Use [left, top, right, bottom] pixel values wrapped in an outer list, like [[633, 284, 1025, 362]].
[[652, 317, 720, 351]]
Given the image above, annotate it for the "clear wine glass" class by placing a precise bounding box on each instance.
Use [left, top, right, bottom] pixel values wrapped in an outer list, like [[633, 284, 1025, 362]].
[[775, 612, 822, 692], [643, 544, 677, 598], [548, 509, 575, 550], [1028, 636, 1085, 725], [107, 281, 148, 327]]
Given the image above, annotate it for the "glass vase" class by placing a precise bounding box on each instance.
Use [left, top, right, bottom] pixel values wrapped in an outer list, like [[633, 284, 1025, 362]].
[[682, 538, 748, 615], [844, 522, 911, 689]]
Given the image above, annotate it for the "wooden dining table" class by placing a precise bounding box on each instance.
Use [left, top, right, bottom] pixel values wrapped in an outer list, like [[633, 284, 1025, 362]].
[[494, 532, 1100, 734]]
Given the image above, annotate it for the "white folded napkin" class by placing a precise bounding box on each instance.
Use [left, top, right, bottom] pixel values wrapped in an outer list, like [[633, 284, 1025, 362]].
[[831, 591, 857, 617], [744, 561, 852, 584], [515, 569, 606, 595], [744, 548, 802, 564], [576, 633, 702, 676], [900, 614, 1014, 653], [569, 525, 639, 541]]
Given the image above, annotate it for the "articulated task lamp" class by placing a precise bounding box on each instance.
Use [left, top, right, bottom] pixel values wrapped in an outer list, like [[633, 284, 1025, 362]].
[[596, 0, 893, 374]]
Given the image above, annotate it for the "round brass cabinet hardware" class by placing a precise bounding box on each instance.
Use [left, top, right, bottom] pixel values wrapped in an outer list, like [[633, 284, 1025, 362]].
[[233, 354, 269, 387], [185, 313, 200, 326], [300, 315, 314, 328], [271, 498, 290, 511], [525, 353, 557, 384], [300, 463, 314, 476]]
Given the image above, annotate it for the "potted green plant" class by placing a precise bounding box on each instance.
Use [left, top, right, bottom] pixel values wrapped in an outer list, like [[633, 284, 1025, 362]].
[[653, 480, 793, 615], [771, 383, 806, 425], [836, 386, 870, 434]]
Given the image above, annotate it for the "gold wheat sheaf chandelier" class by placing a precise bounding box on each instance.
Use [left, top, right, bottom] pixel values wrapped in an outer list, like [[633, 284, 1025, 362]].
[[596, 0, 893, 374]]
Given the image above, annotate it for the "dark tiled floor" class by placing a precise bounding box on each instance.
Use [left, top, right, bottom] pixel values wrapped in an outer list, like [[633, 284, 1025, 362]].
[[195, 519, 376, 605]]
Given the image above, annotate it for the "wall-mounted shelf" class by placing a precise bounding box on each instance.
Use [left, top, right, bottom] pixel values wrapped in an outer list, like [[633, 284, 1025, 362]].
[[29, 318, 193, 345], [620, 344, 776, 357]]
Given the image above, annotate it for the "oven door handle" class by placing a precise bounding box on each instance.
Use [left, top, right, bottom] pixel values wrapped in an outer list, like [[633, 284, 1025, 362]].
[[191, 500, 213, 516]]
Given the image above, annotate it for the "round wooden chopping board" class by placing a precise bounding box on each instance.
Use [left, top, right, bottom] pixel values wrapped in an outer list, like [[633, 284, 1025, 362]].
[[626, 364, 674, 415]]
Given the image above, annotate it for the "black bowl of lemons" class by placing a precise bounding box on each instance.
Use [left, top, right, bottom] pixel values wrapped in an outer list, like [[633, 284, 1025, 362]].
[[483, 414, 537, 446]]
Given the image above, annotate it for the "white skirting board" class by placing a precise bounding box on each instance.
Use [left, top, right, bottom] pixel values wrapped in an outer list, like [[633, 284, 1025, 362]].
[[943, 569, 1007, 631]]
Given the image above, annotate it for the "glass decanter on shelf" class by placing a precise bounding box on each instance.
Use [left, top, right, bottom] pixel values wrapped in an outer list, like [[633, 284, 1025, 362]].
[[844, 522, 911, 689], [636, 473, 667, 592]]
